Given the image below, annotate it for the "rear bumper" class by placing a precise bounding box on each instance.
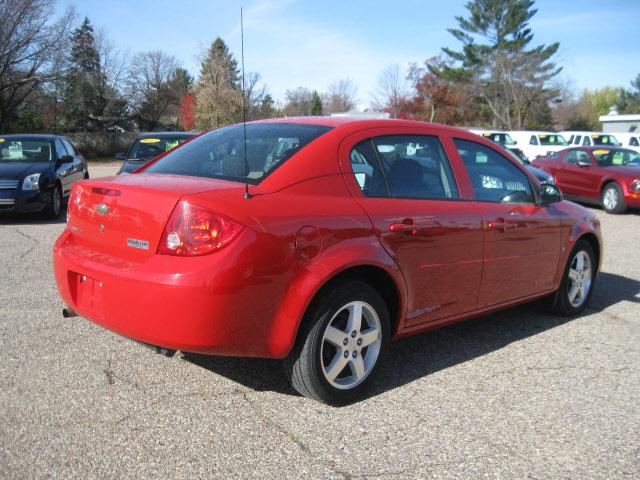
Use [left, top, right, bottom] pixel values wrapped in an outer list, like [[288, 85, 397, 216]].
[[53, 229, 290, 358], [0, 189, 48, 213]]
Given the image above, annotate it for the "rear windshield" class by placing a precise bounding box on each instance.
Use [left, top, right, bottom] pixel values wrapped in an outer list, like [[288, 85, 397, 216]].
[[126, 135, 194, 160], [0, 139, 52, 162], [538, 134, 568, 146], [144, 123, 333, 183], [592, 148, 640, 166]]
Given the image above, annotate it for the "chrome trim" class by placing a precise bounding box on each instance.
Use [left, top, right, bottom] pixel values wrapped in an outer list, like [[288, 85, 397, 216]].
[[0, 198, 15, 205], [0, 179, 19, 190]]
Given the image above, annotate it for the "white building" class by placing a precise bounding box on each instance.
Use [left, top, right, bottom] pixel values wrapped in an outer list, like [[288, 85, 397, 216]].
[[599, 106, 640, 133]]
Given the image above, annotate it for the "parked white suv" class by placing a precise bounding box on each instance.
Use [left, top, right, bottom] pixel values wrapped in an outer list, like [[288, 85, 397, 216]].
[[508, 131, 569, 161], [561, 131, 622, 147], [612, 133, 640, 152]]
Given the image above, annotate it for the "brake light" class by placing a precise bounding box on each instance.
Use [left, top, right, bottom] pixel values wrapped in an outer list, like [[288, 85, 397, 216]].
[[157, 201, 243, 256]]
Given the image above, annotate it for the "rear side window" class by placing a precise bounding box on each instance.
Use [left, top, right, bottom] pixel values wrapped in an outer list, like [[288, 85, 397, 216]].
[[351, 135, 458, 200], [145, 124, 332, 183], [454, 139, 534, 204]]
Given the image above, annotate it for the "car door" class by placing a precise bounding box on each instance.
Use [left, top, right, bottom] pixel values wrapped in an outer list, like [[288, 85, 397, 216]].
[[451, 138, 561, 306], [61, 138, 85, 184], [54, 138, 74, 195], [560, 149, 601, 197], [340, 129, 483, 327]]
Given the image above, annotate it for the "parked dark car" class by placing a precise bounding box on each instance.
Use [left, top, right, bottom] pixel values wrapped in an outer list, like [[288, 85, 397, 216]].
[[0, 134, 88, 219], [116, 132, 196, 174]]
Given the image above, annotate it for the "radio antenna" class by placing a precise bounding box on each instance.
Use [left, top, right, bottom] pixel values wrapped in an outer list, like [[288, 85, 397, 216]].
[[241, 6, 251, 200]]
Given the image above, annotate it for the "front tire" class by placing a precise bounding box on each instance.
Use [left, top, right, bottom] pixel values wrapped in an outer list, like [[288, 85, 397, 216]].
[[284, 280, 390, 405], [601, 182, 626, 214], [550, 240, 596, 316], [43, 186, 62, 220]]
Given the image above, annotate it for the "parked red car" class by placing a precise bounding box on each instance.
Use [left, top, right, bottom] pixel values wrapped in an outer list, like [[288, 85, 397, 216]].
[[53, 118, 602, 404], [532, 146, 640, 213]]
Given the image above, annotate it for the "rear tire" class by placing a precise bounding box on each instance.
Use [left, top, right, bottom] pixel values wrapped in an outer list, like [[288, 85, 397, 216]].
[[601, 182, 626, 214], [284, 280, 390, 405], [550, 240, 596, 316], [43, 186, 62, 220]]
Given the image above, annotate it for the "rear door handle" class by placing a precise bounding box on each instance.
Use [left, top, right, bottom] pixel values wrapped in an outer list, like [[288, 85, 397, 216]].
[[389, 218, 417, 235]]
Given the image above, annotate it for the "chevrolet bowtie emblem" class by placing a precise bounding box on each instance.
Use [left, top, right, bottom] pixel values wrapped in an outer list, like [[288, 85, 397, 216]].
[[95, 203, 110, 216]]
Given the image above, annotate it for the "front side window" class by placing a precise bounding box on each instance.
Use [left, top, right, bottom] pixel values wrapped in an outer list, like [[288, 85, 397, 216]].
[[454, 139, 534, 204], [61, 139, 77, 156], [54, 139, 68, 159], [352, 135, 458, 200], [565, 150, 578, 164], [145, 124, 332, 183], [529, 135, 538, 145]]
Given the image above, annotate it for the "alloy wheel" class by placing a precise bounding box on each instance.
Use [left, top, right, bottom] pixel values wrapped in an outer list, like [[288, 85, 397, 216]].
[[603, 187, 618, 211], [320, 301, 382, 390], [567, 250, 592, 308]]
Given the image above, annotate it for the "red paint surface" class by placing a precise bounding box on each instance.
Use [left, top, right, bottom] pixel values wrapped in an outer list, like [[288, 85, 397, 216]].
[[53, 118, 602, 358]]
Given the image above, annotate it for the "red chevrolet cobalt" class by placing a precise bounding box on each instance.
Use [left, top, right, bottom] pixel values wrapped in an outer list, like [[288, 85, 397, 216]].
[[54, 118, 602, 404]]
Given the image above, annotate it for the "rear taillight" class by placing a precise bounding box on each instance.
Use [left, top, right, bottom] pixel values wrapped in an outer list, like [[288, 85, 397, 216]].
[[157, 201, 243, 256]]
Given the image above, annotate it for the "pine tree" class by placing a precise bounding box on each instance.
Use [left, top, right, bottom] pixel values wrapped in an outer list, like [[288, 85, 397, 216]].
[[194, 37, 242, 129], [63, 17, 106, 131], [437, 0, 561, 129], [310, 91, 323, 115]]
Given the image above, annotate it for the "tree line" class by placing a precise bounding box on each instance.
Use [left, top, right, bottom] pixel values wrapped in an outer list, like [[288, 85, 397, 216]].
[[1, 0, 638, 134]]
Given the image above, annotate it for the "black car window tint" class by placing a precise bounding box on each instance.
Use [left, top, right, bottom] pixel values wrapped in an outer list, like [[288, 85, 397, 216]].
[[62, 139, 76, 156], [454, 138, 534, 204], [371, 135, 459, 200], [54, 139, 68, 159], [350, 139, 389, 196], [565, 151, 577, 164]]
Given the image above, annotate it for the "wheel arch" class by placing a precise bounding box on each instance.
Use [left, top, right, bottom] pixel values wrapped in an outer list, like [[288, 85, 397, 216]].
[[267, 244, 406, 359], [577, 232, 601, 274]]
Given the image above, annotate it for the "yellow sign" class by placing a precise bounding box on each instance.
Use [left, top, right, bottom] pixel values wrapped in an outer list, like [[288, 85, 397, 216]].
[[140, 138, 161, 144], [0, 139, 5, 142], [593, 149, 609, 155], [539, 134, 547, 138], [482, 133, 492, 137]]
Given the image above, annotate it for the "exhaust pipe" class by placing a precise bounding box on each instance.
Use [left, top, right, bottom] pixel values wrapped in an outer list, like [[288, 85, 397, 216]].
[[138, 342, 176, 357], [63, 307, 78, 318]]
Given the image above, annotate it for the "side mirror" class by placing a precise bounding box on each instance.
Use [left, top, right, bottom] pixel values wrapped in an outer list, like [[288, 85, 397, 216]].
[[60, 154, 74, 164], [577, 159, 591, 167], [115, 152, 126, 160], [540, 182, 562, 205]]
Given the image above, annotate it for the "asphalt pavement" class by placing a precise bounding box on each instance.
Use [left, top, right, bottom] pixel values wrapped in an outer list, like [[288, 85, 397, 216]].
[[0, 164, 638, 479]]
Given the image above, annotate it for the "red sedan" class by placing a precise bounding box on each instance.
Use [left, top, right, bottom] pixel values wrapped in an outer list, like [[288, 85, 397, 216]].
[[532, 147, 640, 214], [53, 118, 602, 404]]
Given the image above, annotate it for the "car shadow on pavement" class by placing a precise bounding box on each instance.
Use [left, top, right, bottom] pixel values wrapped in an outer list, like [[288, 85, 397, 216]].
[[183, 271, 640, 400], [0, 206, 67, 225]]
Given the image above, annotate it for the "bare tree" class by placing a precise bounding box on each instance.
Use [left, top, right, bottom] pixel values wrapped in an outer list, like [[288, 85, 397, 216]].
[[0, 0, 75, 129], [373, 63, 407, 118], [323, 78, 358, 114], [283, 86, 313, 116], [126, 50, 179, 129]]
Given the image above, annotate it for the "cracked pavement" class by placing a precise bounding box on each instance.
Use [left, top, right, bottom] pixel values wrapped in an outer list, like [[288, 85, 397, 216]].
[[0, 164, 639, 479]]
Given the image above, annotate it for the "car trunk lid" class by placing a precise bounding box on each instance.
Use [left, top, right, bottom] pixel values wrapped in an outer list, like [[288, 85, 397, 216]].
[[67, 173, 240, 261]]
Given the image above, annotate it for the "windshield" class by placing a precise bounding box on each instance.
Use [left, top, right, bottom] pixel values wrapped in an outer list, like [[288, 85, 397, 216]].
[[126, 135, 194, 160], [538, 134, 568, 146], [0, 139, 52, 162], [592, 149, 640, 166], [482, 132, 515, 145], [144, 123, 333, 183], [590, 134, 621, 146]]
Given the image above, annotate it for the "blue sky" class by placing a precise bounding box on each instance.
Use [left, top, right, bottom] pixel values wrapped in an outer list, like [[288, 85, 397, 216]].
[[58, 0, 638, 108]]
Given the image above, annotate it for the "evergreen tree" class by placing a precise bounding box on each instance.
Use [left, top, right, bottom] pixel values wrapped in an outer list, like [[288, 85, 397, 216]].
[[310, 91, 323, 115], [194, 37, 242, 129], [63, 17, 107, 131], [438, 0, 561, 129]]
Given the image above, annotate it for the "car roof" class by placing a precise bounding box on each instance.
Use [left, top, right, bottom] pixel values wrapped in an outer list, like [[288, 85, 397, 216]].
[[251, 116, 475, 135], [0, 133, 61, 140], [138, 132, 196, 139]]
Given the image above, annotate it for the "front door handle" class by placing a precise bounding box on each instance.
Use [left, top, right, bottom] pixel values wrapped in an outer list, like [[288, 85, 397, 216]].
[[389, 218, 417, 235], [487, 218, 517, 232]]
